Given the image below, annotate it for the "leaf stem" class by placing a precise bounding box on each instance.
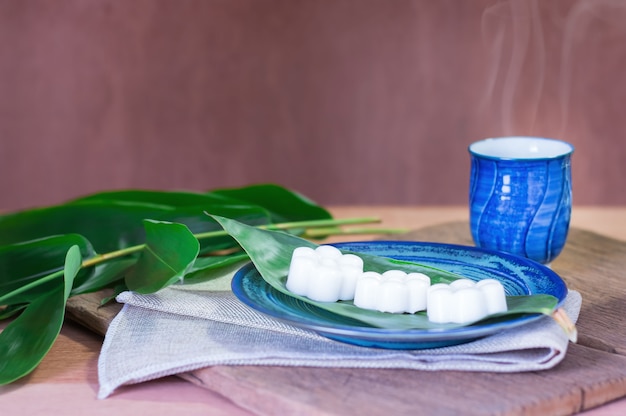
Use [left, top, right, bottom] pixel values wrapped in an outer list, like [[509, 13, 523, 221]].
[[552, 307, 578, 343], [82, 246, 147, 267], [193, 216, 383, 240], [302, 227, 408, 238]]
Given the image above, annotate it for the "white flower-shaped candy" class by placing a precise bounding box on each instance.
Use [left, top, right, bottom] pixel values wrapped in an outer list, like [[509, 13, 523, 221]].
[[353, 270, 431, 313], [476, 279, 508, 315], [286, 245, 364, 302], [426, 278, 508, 324]]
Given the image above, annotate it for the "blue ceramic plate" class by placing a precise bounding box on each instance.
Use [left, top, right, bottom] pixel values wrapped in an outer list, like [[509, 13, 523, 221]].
[[231, 241, 567, 350]]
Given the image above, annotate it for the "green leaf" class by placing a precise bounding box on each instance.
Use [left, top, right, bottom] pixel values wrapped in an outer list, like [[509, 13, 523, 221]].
[[125, 220, 200, 294], [0, 234, 94, 305], [211, 183, 332, 223], [183, 253, 250, 284], [211, 215, 559, 330], [0, 304, 27, 320], [0, 245, 81, 385], [100, 282, 130, 305], [68, 185, 332, 225], [63, 245, 82, 297], [67, 189, 244, 207], [0, 200, 270, 254], [71, 258, 137, 296]]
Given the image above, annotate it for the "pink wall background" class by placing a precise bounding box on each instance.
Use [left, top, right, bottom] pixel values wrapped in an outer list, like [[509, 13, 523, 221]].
[[1, 0, 625, 212]]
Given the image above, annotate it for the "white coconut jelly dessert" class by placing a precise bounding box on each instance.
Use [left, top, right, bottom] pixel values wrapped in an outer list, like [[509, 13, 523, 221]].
[[353, 270, 431, 313], [427, 278, 508, 324], [285, 245, 508, 324], [286, 245, 364, 302]]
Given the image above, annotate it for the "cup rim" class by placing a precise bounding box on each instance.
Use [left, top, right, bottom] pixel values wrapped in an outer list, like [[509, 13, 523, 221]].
[[468, 136, 574, 161]]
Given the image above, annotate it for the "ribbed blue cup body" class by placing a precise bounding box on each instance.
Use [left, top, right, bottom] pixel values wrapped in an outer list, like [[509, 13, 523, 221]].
[[469, 138, 573, 264]]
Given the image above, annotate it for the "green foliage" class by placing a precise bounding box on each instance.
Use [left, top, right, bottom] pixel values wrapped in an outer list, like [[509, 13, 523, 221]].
[[0, 234, 94, 305], [0, 184, 333, 384], [125, 220, 199, 294], [0, 245, 81, 384]]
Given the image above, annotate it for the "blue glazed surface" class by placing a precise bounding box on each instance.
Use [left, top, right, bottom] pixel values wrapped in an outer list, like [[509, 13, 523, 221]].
[[231, 240, 567, 350], [469, 140, 573, 264]]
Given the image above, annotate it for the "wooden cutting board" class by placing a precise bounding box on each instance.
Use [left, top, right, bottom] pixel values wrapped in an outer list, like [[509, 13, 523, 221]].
[[66, 222, 626, 416]]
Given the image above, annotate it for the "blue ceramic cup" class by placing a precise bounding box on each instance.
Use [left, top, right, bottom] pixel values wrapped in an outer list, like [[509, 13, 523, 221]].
[[469, 137, 574, 264]]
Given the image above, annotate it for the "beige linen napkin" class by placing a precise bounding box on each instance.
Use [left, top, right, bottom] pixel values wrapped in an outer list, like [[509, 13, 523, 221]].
[[97, 276, 581, 399]]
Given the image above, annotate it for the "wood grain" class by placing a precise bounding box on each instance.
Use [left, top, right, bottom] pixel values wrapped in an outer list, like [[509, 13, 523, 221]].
[[66, 289, 120, 336], [181, 345, 626, 416], [65, 221, 626, 415]]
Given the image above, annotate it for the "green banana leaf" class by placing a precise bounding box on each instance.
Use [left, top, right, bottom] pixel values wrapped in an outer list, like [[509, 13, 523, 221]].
[[67, 184, 331, 224], [211, 215, 558, 330], [0, 304, 27, 320], [0, 185, 334, 256], [71, 258, 137, 296], [0, 245, 81, 385], [125, 220, 200, 294], [184, 253, 250, 283], [0, 200, 269, 254], [211, 183, 332, 223], [67, 188, 243, 207], [0, 234, 94, 305]]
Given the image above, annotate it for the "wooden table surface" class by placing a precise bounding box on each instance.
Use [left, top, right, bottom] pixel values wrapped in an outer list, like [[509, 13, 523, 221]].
[[1, 206, 626, 415]]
